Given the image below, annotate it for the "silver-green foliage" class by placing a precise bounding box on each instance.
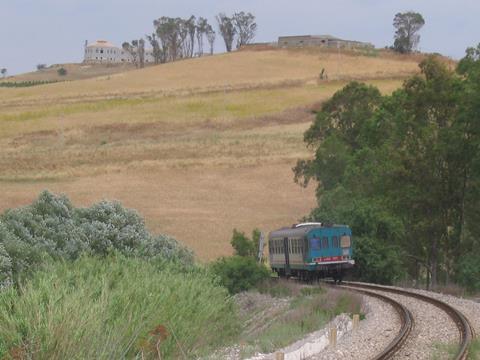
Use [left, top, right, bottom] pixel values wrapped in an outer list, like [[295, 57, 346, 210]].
[[0, 243, 12, 289], [0, 191, 193, 288]]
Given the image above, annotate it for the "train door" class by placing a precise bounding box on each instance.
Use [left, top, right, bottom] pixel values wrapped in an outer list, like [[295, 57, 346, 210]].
[[283, 237, 291, 276]]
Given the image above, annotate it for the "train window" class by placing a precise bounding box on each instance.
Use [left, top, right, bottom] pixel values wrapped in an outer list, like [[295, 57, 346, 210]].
[[322, 236, 329, 249], [332, 236, 339, 248], [310, 237, 321, 250]]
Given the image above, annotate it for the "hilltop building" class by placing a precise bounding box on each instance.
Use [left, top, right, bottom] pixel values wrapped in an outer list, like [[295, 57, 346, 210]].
[[278, 35, 374, 50], [83, 40, 155, 64]]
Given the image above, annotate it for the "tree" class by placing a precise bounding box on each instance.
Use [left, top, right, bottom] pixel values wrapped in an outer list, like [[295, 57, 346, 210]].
[[185, 15, 198, 57], [146, 33, 163, 64], [137, 39, 145, 68], [393, 11, 425, 53], [233, 11, 257, 48], [154, 17, 190, 62], [294, 54, 480, 288], [216, 13, 236, 52], [1, 68, 6, 78], [206, 25, 216, 55], [37, 64, 47, 71], [196, 17, 208, 56], [122, 40, 141, 67]]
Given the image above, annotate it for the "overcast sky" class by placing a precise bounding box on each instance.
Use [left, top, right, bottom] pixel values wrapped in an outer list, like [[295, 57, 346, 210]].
[[1, 0, 479, 75]]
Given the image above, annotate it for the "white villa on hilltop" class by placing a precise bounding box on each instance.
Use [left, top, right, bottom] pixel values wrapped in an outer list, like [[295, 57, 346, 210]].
[[83, 40, 155, 64]]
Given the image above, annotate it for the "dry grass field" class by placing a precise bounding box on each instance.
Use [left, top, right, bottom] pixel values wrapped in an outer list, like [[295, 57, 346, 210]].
[[0, 63, 136, 83], [0, 49, 423, 260]]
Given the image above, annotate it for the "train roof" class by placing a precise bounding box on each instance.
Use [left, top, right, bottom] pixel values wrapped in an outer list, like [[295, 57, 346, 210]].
[[269, 223, 350, 239]]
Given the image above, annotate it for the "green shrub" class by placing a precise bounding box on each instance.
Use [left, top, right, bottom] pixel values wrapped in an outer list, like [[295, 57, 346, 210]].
[[0, 244, 12, 289], [0, 255, 239, 359], [57, 67, 67, 76], [211, 256, 270, 294]]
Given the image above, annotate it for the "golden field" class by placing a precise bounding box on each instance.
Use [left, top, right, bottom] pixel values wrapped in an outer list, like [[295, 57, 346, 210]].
[[0, 48, 422, 260]]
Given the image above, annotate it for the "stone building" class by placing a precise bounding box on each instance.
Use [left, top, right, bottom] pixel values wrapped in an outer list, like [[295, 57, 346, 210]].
[[83, 40, 155, 64], [277, 35, 374, 50]]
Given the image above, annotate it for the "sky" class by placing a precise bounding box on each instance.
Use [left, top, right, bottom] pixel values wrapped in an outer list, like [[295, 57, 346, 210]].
[[1, 0, 479, 75]]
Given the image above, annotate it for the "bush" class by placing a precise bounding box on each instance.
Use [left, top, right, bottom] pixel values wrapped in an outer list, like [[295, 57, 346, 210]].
[[455, 253, 480, 293], [0, 191, 194, 288], [0, 244, 12, 290], [211, 256, 270, 294], [57, 67, 67, 76], [230, 228, 260, 258], [0, 255, 239, 359]]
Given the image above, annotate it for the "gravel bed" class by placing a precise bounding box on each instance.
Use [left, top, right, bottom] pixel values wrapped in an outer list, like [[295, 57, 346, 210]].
[[348, 285, 460, 359], [357, 283, 480, 341], [308, 295, 400, 360], [400, 287, 480, 337]]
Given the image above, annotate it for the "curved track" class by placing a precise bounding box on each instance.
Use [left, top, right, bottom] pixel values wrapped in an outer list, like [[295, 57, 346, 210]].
[[339, 282, 475, 360]]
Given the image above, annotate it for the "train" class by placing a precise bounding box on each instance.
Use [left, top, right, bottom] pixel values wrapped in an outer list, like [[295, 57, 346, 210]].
[[268, 222, 354, 282]]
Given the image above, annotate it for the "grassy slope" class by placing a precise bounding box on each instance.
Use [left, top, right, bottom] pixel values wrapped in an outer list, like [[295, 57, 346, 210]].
[[0, 63, 136, 83], [0, 49, 421, 260]]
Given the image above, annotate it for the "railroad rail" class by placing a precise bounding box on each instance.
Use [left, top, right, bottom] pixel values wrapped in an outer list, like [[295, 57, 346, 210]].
[[341, 286, 413, 359], [339, 282, 475, 360]]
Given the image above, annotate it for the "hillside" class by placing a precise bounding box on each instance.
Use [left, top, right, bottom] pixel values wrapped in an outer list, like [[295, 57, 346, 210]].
[[0, 48, 424, 260], [0, 63, 136, 83]]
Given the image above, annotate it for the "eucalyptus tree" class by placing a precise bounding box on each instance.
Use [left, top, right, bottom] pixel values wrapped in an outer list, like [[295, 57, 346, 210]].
[[122, 41, 139, 66], [185, 15, 197, 58], [393, 11, 425, 53], [206, 25, 216, 55], [196, 17, 209, 56], [233, 11, 257, 48], [146, 33, 163, 64], [216, 13, 236, 52]]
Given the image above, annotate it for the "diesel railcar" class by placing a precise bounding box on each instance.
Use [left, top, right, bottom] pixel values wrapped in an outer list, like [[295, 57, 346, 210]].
[[268, 222, 354, 282]]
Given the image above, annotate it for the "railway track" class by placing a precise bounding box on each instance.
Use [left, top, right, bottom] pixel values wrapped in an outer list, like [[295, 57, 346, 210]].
[[337, 282, 475, 360]]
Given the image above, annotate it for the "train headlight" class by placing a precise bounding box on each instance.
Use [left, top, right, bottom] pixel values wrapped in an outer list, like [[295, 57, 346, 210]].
[[340, 236, 351, 248]]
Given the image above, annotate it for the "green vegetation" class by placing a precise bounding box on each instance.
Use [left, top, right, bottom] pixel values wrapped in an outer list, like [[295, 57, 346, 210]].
[[211, 228, 270, 294], [0, 192, 239, 359], [469, 338, 480, 359], [393, 11, 425, 53], [0, 256, 238, 359], [211, 256, 270, 294], [230, 228, 261, 258], [57, 67, 67, 76], [0, 190, 193, 289], [0, 80, 60, 87], [295, 45, 480, 288]]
